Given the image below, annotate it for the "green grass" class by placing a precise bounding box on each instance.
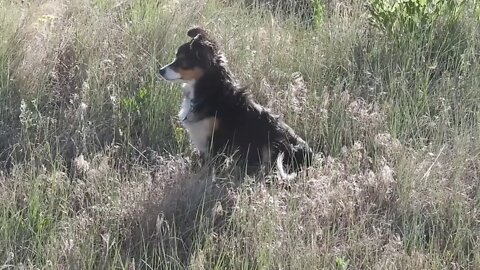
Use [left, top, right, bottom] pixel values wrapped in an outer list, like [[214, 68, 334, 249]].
[[0, 0, 479, 269]]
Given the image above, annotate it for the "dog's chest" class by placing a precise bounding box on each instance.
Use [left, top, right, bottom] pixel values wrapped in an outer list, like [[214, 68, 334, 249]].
[[179, 82, 216, 154]]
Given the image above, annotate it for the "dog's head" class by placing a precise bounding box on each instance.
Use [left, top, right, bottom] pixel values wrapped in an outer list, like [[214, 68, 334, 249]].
[[158, 27, 218, 82]]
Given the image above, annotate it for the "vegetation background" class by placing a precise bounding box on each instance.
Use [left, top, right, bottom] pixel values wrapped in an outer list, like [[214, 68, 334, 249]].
[[0, 0, 479, 269]]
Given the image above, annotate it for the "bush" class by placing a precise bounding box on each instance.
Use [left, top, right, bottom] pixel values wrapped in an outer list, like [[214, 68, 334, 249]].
[[367, 0, 465, 35]]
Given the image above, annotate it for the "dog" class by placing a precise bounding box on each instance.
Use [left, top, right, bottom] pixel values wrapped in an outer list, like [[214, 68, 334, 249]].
[[158, 27, 312, 179]]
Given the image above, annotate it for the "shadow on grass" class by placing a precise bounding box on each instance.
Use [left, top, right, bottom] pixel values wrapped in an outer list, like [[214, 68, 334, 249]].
[[121, 158, 254, 268]]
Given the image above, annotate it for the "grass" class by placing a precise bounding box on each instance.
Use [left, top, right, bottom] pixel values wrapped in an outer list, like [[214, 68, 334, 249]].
[[0, 0, 479, 269]]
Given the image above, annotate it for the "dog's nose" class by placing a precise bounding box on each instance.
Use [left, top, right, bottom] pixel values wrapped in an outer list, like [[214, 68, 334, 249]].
[[159, 68, 166, 77]]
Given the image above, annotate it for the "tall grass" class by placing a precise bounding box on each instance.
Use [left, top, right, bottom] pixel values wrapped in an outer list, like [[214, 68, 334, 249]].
[[0, 0, 479, 269]]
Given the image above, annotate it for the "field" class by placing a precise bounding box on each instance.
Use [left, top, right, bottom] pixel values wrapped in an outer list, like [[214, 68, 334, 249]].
[[0, 0, 479, 269]]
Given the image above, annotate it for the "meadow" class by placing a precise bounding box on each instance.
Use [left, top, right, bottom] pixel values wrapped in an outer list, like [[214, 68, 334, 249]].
[[0, 0, 479, 269]]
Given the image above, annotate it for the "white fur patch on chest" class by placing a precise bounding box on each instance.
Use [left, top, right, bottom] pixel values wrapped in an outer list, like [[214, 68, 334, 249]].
[[178, 82, 194, 121], [183, 117, 217, 154], [178, 81, 217, 154]]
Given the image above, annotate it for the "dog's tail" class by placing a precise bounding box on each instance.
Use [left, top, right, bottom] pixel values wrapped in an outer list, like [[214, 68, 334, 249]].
[[276, 152, 298, 181], [276, 145, 313, 181]]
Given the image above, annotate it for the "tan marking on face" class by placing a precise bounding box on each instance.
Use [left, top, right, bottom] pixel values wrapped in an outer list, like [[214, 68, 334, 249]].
[[174, 67, 205, 81]]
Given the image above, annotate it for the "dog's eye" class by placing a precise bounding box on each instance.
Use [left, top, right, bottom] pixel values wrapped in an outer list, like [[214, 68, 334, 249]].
[[178, 59, 191, 69], [173, 57, 185, 68]]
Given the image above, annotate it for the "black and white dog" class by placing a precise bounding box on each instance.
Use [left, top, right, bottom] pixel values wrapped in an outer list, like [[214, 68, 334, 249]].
[[159, 27, 312, 179]]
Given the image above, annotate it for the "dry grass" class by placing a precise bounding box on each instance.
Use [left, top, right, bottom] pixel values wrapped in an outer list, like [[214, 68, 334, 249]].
[[0, 0, 479, 269]]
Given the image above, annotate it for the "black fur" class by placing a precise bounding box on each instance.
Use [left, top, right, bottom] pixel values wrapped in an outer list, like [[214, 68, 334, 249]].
[[160, 27, 313, 175]]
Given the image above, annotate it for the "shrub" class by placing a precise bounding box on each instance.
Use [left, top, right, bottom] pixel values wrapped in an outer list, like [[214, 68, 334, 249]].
[[367, 0, 466, 35]]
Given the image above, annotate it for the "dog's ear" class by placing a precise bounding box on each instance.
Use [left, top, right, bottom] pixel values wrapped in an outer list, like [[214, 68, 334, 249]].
[[187, 27, 207, 39], [188, 27, 216, 47], [189, 27, 217, 52], [188, 27, 218, 67], [193, 41, 216, 67]]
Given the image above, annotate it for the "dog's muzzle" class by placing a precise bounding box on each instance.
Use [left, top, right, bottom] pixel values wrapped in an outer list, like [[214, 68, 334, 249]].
[[158, 64, 182, 81], [158, 67, 166, 77]]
